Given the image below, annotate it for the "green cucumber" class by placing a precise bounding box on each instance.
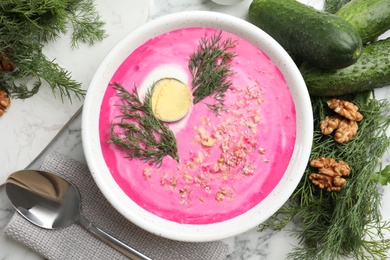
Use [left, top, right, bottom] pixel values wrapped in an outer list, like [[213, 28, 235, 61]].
[[248, 0, 363, 69], [300, 38, 390, 96], [336, 0, 390, 43]]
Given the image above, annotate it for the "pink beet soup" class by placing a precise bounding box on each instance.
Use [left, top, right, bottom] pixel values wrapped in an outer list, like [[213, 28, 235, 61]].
[[99, 28, 296, 224]]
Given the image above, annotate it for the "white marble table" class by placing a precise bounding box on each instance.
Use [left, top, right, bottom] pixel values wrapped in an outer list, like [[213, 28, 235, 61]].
[[1, 0, 389, 259]]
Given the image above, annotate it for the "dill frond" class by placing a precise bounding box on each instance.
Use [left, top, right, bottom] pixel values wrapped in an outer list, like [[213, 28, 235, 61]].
[[66, 0, 107, 48], [109, 83, 179, 166], [189, 31, 237, 115], [261, 91, 390, 259]]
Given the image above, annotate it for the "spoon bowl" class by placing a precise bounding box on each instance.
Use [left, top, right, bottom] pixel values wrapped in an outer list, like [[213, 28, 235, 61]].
[[6, 169, 151, 260], [6, 170, 80, 229]]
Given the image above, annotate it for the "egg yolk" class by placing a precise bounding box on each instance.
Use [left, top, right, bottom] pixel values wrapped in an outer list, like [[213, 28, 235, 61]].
[[151, 78, 192, 122]]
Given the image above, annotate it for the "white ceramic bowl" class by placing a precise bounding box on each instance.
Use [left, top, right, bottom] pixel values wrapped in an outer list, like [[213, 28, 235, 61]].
[[82, 11, 313, 242]]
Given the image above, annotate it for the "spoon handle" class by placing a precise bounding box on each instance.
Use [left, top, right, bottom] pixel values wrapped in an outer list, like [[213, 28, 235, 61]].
[[78, 214, 152, 260]]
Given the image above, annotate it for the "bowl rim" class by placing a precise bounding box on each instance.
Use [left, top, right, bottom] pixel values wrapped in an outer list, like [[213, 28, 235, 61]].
[[82, 10, 313, 242]]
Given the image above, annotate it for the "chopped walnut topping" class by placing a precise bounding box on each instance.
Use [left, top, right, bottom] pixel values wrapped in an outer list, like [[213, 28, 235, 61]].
[[320, 114, 358, 143], [215, 187, 235, 202], [201, 137, 216, 147], [154, 80, 266, 207], [217, 154, 225, 167], [215, 190, 225, 202], [143, 168, 152, 180], [327, 99, 363, 121], [0, 89, 11, 117], [309, 157, 351, 192]]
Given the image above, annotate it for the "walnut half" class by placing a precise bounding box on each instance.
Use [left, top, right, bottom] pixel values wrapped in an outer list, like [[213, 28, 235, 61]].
[[320, 114, 358, 143], [327, 99, 363, 122], [0, 89, 11, 116], [320, 99, 363, 143], [309, 157, 351, 192]]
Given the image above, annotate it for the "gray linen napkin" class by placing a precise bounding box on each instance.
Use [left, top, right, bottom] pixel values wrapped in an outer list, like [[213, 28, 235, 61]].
[[5, 151, 229, 260]]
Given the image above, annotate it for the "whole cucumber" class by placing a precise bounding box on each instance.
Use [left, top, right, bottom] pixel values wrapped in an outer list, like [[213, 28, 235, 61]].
[[248, 0, 363, 69], [336, 0, 390, 43], [300, 38, 390, 96]]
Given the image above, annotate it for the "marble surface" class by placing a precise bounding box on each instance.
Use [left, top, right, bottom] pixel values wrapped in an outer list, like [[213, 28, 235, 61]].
[[1, 0, 390, 259]]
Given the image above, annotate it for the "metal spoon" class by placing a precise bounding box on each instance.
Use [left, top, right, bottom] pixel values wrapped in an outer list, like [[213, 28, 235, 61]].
[[5, 169, 151, 260]]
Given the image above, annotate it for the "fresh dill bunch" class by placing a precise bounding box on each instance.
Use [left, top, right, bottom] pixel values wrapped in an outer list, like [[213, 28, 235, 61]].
[[0, 0, 106, 101], [109, 83, 179, 166], [260, 91, 390, 260], [189, 31, 237, 115], [323, 0, 352, 14], [0, 0, 106, 47]]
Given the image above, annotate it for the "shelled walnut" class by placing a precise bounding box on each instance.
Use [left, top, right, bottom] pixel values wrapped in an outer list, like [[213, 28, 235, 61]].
[[0, 89, 11, 116], [309, 157, 351, 192], [327, 99, 363, 122], [320, 114, 358, 143], [320, 99, 363, 143]]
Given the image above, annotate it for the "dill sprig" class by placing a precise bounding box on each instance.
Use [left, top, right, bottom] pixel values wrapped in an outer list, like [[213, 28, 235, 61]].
[[0, 0, 106, 101], [260, 91, 390, 260], [189, 31, 237, 115], [0, 40, 85, 101], [109, 83, 179, 166]]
